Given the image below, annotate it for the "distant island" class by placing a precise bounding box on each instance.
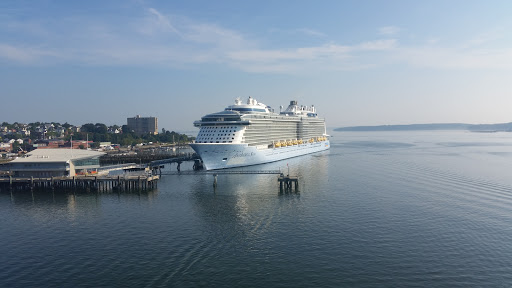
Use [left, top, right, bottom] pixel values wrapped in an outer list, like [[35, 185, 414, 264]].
[[335, 122, 512, 132]]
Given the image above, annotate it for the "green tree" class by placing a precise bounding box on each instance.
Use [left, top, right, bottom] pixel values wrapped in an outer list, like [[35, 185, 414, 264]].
[[81, 123, 95, 133], [94, 123, 107, 134], [122, 125, 131, 133], [12, 142, 20, 153]]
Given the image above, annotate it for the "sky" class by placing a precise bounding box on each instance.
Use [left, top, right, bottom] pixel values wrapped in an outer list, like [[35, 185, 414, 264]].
[[1, 0, 512, 132]]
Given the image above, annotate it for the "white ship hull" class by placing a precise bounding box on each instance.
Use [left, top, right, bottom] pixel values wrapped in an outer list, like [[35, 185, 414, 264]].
[[190, 140, 330, 170]]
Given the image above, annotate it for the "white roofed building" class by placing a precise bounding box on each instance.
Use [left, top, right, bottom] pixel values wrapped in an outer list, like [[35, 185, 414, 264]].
[[0, 149, 105, 177]]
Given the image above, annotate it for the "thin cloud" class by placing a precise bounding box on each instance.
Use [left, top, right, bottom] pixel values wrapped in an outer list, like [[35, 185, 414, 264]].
[[467, 28, 504, 46], [184, 23, 247, 49], [145, 7, 181, 36], [397, 46, 512, 69], [269, 28, 326, 38], [425, 37, 440, 45], [228, 44, 351, 62], [378, 26, 401, 35], [296, 28, 326, 37], [1, 6, 510, 74], [357, 39, 397, 51], [0, 43, 58, 63]]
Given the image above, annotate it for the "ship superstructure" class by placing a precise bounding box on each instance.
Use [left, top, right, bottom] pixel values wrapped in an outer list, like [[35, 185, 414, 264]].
[[190, 97, 329, 170]]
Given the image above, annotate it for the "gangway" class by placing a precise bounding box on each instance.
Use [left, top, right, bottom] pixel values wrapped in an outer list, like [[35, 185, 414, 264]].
[[158, 170, 282, 176]]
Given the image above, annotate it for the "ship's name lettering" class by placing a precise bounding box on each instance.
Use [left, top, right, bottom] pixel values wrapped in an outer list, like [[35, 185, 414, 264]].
[[232, 152, 256, 158]]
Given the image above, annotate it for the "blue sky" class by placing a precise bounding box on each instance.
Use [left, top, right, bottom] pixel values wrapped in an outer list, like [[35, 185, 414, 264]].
[[1, 0, 512, 132]]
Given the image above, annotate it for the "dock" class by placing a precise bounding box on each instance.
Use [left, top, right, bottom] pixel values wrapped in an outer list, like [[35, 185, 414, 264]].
[[0, 175, 159, 192], [278, 174, 299, 192]]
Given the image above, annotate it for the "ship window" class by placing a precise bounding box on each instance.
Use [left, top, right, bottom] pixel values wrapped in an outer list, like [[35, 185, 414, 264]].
[[216, 141, 219, 143]]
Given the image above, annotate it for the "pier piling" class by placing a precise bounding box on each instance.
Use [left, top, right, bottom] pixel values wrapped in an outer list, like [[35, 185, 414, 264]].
[[278, 174, 299, 192], [0, 175, 159, 193]]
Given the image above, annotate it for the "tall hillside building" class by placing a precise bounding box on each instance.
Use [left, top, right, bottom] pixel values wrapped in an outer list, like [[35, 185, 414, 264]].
[[127, 115, 158, 135]]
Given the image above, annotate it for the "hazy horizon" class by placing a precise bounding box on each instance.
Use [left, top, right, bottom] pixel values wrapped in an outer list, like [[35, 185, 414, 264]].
[[2, 1, 512, 131]]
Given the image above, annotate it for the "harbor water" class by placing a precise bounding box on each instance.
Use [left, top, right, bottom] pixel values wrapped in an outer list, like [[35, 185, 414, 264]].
[[2, 130, 512, 287]]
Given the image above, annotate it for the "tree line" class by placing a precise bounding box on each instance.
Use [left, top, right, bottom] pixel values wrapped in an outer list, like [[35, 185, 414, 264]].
[[72, 123, 193, 147], [1, 121, 193, 148]]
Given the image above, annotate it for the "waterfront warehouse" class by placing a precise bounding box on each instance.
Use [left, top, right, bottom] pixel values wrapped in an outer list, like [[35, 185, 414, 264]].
[[0, 149, 105, 177]]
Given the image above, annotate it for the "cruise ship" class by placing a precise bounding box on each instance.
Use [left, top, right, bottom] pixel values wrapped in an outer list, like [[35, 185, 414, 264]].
[[190, 97, 330, 170]]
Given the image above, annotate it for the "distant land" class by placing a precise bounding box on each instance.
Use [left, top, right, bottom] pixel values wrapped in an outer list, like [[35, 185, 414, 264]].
[[335, 122, 512, 132]]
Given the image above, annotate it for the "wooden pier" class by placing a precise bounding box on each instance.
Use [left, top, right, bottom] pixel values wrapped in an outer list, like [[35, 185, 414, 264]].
[[0, 175, 159, 193]]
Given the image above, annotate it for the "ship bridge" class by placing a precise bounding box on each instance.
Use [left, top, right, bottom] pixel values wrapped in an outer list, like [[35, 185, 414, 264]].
[[224, 96, 274, 114], [280, 100, 317, 117], [194, 111, 244, 126]]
